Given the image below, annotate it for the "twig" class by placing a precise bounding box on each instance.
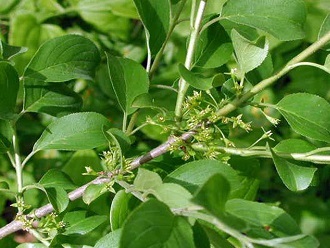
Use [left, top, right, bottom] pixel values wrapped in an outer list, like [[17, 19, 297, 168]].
[[0, 130, 196, 239]]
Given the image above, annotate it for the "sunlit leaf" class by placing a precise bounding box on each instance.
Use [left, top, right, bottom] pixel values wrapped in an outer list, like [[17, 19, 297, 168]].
[[33, 112, 110, 152], [276, 93, 330, 143], [105, 53, 149, 115], [231, 30, 269, 73], [222, 0, 306, 41]]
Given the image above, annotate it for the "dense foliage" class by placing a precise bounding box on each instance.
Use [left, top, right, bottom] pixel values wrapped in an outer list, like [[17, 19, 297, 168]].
[[0, 0, 330, 247]]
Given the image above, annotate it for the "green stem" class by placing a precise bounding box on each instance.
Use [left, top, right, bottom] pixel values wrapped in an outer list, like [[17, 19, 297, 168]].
[[191, 143, 330, 164], [128, 123, 149, 136], [21, 151, 37, 168], [288, 61, 330, 74], [149, 0, 188, 78], [122, 112, 128, 133], [12, 130, 24, 214], [150, 84, 178, 92], [200, 15, 224, 33], [214, 30, 330, 119], [126, 111, 139, 135], [175, 0, 208, 119]]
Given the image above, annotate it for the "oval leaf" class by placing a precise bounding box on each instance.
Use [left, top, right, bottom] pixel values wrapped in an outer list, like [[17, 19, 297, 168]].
[[231, 30, 269, 74], [39, 169, 76, 190], [226, 199, 301, 236], [110, 190, 140, 231], [95, 229, 122, 248], [24, 34, 100, 82], [83, 184, 107, 205], [193, 174, 230, 216], [276, 93, 330, 143], [45, 186, 69, 213], [152, 183, 194, 209], [63, 215, 107, 235], [105, 53, 149, 115], [133, 0, 170, 56], [164, 159, 258, 199], [222, 0, 306, 41], [120, 199, 195, 248], [195, 22, 233, 68], [271, 148, 317, 191], [33, 112, 111, 152], [178, 64, 214, 90], [0, 62, 19, 119], [133, 168, 163, 191]]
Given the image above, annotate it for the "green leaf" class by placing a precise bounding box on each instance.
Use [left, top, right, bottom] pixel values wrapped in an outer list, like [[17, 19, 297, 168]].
[[63, 215, 107, 235], [192, 222, 211, 248], [23, 34, 99, 116], [273, 139, 316, 154], [45, 186, 69, 213], [95, 229, 121, 248], [231, 30, 269, 74], [325, 54, 330, 70], [0, 62, 19, 119], [0, 0, 19, 14], [24, 34, 100, 82], [226, 199, 301, 237], [270, 148, 317, 191], [133, 0, 170, 56], [276, 235, 319, 248], [178, 64, 213, 90], [152, 183, 193, 209], [82, 184, 107, 205], [164, 159, 258, 199], [16, 244, 47, 248], [63, 210, 87, 225], [78, 0, 139, 19], [33, 112, 111, 152], [110, 190, 140, 231], [0, 40, 27, 60], [0, 120, 13, 153], [133, 168, 162, 191], [195, 22, 233, 68], [319, 13, 330, 50], [276, 93, 330, 143], [9, 13, 65, 73], [222, 0, 306, 41], [120, 199, 195, 248], [105, 53, 149, 115], [62, 150, 102, 185], [23, 80, 83, 117], [39, 169, 76, 190], [193, 174, 230, 216], [76, 0, 132, 39], [132, 93, 164, 112]]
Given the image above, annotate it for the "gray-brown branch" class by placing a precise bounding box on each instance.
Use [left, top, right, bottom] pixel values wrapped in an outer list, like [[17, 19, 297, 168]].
[[0, 130, 196, 239]]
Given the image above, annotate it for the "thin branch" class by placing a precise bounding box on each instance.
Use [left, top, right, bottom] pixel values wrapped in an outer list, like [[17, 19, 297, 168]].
[[0, 130, 196, 239], [214, 30, 330, 119], [192, 143, 330, 164], [149, 0, 188, 78]]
